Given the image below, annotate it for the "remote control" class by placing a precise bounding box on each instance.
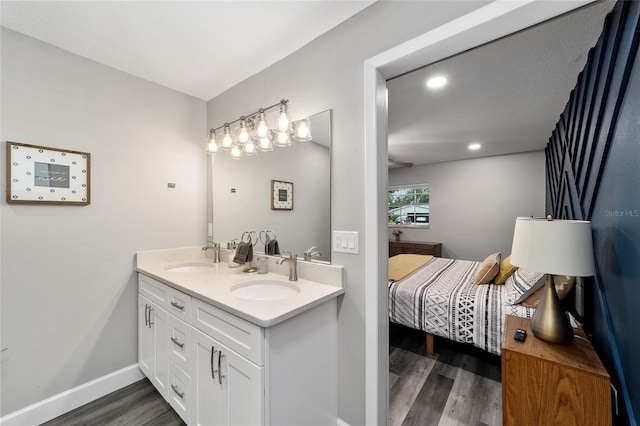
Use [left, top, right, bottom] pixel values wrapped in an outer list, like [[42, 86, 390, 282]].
[[514, 328, 527, 342]]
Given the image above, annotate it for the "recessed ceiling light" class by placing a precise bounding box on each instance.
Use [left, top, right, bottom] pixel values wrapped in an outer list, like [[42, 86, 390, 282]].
[[426, 76, 448, 89], [468, 143, 481, 151]]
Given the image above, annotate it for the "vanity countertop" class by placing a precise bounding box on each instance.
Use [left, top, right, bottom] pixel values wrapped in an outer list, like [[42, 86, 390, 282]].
[[136, 247, 344, 328]]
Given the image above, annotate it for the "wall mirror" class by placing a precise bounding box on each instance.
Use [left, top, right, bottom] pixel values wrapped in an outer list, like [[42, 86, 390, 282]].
[[212, 109, 331, 262]]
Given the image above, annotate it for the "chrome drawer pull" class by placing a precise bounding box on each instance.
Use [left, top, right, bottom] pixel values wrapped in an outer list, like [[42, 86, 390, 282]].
[[171, 384, 185, 399], [170, 301, 185, 311], [210, 346, 216, 379], [170, 337, 184, 348], [218, 351, 225, 384]]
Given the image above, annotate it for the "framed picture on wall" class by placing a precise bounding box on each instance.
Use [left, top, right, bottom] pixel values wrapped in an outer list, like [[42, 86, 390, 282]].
[[271, 179, 293, 210], [5, 141, 91, 205]]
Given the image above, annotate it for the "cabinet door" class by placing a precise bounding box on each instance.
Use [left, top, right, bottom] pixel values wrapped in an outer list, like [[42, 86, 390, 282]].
[[138, 295, 169, 398], [192, 329, 264, 426], [138, 295, 154, 379], [192, 329, 225, 426], [220, 344, 264, 426]]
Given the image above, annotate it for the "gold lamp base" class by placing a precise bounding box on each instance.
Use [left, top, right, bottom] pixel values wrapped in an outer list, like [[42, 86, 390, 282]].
[[530, 274, 574, 344]]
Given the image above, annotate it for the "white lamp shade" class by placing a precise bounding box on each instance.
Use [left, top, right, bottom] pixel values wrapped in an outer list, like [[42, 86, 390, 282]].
[[510, 217, 596, 276]]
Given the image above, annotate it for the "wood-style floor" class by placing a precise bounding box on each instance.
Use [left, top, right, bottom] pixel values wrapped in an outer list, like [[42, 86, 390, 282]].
[[43, 325, 501, 426], [389, 323, 502, 426], [42, 379, 185, 426]]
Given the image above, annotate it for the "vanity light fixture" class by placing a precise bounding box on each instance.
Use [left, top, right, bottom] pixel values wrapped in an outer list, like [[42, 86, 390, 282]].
[[468, 142, 481, 151], [426, 75, 448, 89], [207, 99, 312, 158]]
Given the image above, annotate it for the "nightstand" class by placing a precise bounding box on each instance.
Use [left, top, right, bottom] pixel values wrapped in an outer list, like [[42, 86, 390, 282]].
[[388, 240, 442, 257], [502, 315, 611, 426]]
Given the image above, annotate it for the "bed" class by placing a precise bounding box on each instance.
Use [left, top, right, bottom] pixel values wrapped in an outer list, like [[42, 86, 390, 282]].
[[388, 254, 557, 356]]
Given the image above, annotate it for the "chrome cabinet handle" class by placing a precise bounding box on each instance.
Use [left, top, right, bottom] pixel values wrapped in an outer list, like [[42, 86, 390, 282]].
[[210, 346, 216, 379], [144, 305, 149, 327], [170, 301, 185, 311], [170, 337, 184, 348], [218, 351, 225, 384], [171, 384, 185, 399]]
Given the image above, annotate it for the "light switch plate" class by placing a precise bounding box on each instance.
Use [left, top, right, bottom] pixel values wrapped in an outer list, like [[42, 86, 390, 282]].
[[333, 231, 359, 254]]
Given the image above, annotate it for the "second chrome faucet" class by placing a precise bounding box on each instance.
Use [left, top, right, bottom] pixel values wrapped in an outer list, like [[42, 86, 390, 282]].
[[276, 253, 298, 281]]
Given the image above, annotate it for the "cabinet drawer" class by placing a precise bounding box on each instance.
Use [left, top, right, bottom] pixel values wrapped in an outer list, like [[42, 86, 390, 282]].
[[168, 315, 191, 374], [139, 274, 191, 319], [192, 298, 264, 366], [404, 246, 434, 255], [168, 362, 191, 425], [167, 285, 192, 321], [139, 274, 169, 308]]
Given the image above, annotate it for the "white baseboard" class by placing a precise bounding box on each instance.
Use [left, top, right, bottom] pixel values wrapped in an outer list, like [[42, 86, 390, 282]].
[[0, 364, 144, 426], [337, 418, 351, 426]]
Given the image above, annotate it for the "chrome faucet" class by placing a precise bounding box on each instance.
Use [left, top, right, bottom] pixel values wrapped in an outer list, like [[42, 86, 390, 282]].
[[202, 243, 220, 263], [276, 253, 298, 281]]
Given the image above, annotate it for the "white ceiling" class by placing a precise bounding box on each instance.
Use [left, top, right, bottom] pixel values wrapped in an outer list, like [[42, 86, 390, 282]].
[[0, 0, 374, 101], [387, 1, 615, 166]]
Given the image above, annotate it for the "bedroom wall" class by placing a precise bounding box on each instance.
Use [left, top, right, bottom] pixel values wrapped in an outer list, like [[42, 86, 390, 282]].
[[205, 2, 491, 423], [545, 2, 639, 424], [388, 151, 546, 261], [0, 29, 207, 415]]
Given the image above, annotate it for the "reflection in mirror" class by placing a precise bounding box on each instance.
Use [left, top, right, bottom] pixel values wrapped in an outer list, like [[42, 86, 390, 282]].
[[212, 110, 331, 262]]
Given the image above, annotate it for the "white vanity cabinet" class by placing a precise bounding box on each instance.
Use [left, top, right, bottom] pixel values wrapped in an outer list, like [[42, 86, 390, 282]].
[[138, 273, 338, 426]]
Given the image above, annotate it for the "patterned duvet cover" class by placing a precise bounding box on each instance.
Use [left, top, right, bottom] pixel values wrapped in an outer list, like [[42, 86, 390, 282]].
[[388, 257, 535, 355]]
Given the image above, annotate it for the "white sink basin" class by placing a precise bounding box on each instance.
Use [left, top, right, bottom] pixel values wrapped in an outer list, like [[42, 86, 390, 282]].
[[166, 263, 216, 272], [231, 280, 300, 301]]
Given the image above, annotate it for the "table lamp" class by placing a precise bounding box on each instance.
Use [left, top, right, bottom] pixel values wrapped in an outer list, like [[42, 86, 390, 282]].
[[510, 216, 595, 344]]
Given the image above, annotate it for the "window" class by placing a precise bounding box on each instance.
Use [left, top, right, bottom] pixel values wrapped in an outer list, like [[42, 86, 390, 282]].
[[388, 184, 430, 226]]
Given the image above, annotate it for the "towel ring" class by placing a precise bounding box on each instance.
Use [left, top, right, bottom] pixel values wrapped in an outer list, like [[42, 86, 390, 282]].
[[259, 230, 271, 245], [259, 229, 277, 245], [241, 230, 258, 246]]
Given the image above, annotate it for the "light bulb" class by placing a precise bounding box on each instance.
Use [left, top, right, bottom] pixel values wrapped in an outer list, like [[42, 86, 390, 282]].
[[238, 117, 250, 144], [293, 118, 312, 142], [275, 102, 289, 132], [207, 131, 218, 153], [257, 136, 273, 152], [255, 111, 269, 138], [274, 130, 291, 147], [221, 125, 233, 150], [243, 140, 257, 156], [230, 144, 242, 159]]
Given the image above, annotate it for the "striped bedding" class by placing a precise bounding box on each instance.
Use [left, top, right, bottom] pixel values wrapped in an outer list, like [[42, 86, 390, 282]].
[[388, 257, 535, 355]]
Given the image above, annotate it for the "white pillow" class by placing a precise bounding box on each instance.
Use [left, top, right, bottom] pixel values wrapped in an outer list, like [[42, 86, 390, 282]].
[[505, 268, 546, 305]]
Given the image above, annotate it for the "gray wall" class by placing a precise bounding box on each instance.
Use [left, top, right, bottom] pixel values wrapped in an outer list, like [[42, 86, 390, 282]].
[[205, 2, 488, 423], [0, 29, 207, 415], [389, 151, 546, 261], [212, 139, 330, 261]]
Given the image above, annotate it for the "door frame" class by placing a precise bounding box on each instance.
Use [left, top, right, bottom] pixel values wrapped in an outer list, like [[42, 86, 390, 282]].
[[363, 1, 596, 423]]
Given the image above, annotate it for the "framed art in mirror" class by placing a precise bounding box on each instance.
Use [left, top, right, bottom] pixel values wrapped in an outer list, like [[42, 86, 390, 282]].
[[5, 141, 91, 205], [271, 179, 293, 210]]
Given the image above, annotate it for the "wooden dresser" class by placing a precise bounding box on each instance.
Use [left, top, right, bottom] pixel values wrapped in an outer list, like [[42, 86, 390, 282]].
[[502, 315, 611, 426], [389, 240, 442, 257]]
